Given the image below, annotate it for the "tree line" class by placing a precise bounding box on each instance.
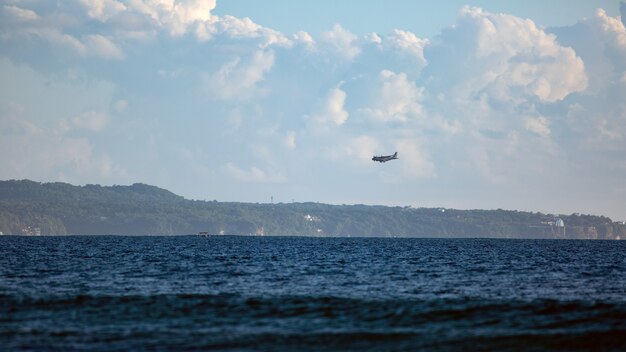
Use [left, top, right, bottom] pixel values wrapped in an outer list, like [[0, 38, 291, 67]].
[[0, 180, 624, 239]]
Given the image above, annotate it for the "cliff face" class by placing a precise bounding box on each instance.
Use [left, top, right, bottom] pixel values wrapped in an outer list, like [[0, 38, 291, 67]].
[[1, 180, 624, 239]]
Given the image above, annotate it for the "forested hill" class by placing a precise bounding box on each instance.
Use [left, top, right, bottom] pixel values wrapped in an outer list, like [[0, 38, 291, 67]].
[[0, 179, 624, 239]]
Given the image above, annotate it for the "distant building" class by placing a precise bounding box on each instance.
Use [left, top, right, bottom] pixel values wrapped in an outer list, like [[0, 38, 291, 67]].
[[541, 217, 565, 237], [555, 218, 565, 227], [304, 214, 320, 222], [21, 226, 41, 236]]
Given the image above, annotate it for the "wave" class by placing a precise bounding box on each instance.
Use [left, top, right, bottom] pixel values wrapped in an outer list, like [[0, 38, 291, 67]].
[[3, 293, 626, 349], [4, 293, 626, 319]]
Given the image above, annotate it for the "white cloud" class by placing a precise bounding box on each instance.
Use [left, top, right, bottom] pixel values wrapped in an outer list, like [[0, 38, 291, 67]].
[[560, 9, 626, 93], [548, 8, 626, 158], [173, 0, 216, 22], [1, 3, 125, 60], [523, 116, 550, 137], [383, 29, 428, 65], [127, 0, 217, 36], [365, 32, 382, 45], [83, 34, 125, 60], [106, 0, 290, 47], [321, 24, 361, 61], [205, 49, 275, 100], [592, 8, 626, 50], [353, 29, 429, 79], [79, 0, 127, 22], [358, 70, 424, 123], [36, 29, 89, 56], [5, 26, 126, 60], [2, 2, 626, 218], [293, 30, 315, 51], [427, 6, 587, 104], [598, 119, 622, 140], [307, 86, 349, 131], [3, 5, 39, 21], [217, 15, 291, 47]]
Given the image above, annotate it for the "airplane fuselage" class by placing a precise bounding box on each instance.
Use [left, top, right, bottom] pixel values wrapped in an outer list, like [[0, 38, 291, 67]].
[[372, 152, 398, 163]]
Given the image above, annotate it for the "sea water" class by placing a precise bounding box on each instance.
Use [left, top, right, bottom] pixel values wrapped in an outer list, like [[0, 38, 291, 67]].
[[1, 236, 625, 350]]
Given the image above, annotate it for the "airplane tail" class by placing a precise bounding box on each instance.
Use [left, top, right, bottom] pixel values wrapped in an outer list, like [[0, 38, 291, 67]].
[[393, 152, 398, 158]]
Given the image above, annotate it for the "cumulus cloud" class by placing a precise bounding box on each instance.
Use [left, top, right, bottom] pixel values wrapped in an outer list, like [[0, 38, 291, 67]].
[[593, 8, 626, 50], [1, 3, 124, 60], [83, 34, 125, 60], [383, 29, 428, 66], [292, 30, 315, 51], [216, 15, 291, 47], [351, 29, 430, 80], [563, 9, 626, 89], [321, 24, 361, 61], [124, 0, 217, 36], [548, 8, 626, 154], [425, 6, 587, 104], [2, 24, 125, 60], [358, 70, 424, 123], [2, 1, 626, 218], [0, 0, 291, 66], [3, 5, 39, 21], [523, 116, 550, 137], [403, 6, 603, 189], [205, 49, 275, 100], [79, 0, 127, 22], [110, 0, 285, 46], [306, 86, 349, 131]]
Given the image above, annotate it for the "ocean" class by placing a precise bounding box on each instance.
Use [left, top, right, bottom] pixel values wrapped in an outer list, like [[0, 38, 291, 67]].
[[1, 236, 625, 351]]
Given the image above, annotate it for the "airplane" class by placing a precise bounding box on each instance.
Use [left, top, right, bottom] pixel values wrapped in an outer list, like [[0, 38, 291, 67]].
[[372, 152, 399, 163]]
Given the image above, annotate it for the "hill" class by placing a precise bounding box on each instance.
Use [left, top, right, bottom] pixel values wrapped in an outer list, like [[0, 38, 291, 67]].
[[0, 180, 624, 239]]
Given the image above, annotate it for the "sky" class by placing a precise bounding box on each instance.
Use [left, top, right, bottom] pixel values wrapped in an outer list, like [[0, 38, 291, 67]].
[[1, 1, 625, 221]]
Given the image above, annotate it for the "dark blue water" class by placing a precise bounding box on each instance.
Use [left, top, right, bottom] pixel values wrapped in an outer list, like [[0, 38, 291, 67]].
[[1, 236, 625, 351]]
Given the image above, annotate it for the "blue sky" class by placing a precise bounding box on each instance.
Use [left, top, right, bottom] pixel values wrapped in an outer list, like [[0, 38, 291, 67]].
[[215, 0, 622, 37], [1, 0, 626, 220]]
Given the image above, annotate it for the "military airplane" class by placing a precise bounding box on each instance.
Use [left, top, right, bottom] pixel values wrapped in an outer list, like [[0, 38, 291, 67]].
[[372, 152, 398, 163]]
